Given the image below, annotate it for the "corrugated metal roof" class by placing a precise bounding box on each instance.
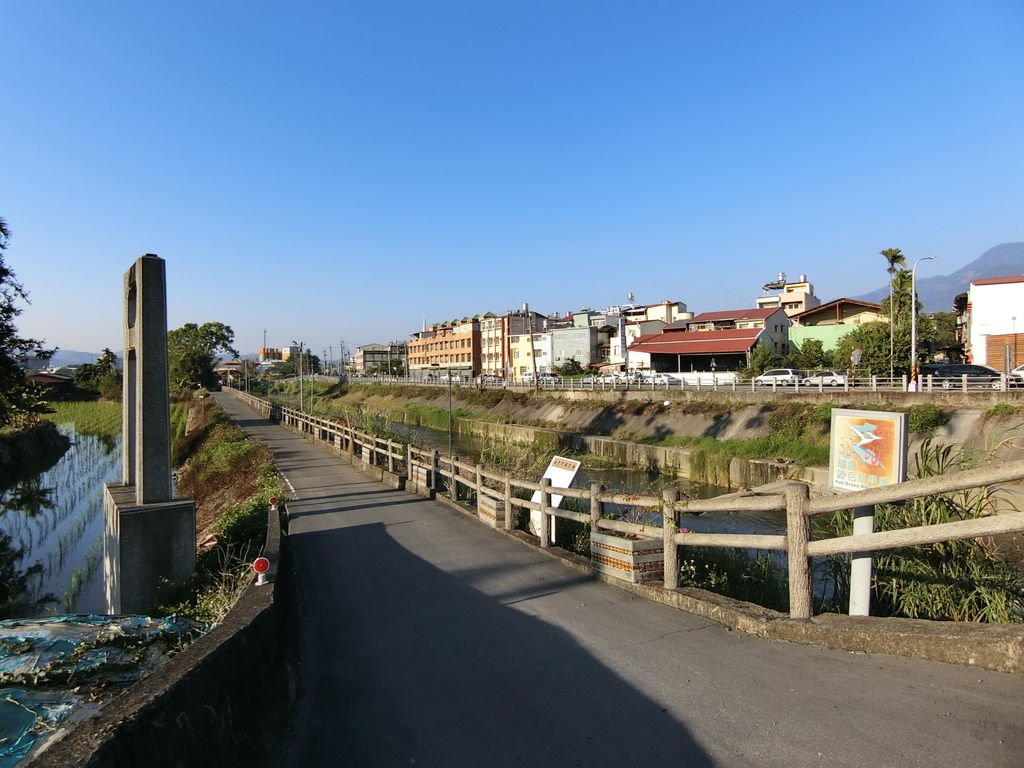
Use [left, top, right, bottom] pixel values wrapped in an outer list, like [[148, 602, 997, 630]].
[[629, 328, 762, 355], [791, 297, 881, 320]]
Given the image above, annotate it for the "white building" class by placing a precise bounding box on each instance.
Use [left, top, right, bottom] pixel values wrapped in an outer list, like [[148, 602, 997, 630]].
[[966, 275, 1024, 370], [755, 273, 821, 318]]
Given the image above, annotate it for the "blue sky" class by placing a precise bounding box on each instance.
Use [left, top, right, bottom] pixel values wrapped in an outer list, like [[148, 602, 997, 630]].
[[3, 1, 1022, 359]]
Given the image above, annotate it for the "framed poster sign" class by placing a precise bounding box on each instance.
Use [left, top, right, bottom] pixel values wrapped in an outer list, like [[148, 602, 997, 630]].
[[829, 409, 908, 492]]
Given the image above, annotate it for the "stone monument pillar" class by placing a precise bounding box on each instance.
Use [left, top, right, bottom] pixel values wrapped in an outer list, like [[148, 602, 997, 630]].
[[104, 254, 196, 614]]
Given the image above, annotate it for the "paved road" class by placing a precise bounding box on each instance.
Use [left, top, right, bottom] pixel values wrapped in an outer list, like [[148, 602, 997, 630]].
[[215, 394, 1024, 768]]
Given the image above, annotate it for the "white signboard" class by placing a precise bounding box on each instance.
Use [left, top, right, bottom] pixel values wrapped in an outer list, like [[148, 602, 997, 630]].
[[529, 455, 581, 540]]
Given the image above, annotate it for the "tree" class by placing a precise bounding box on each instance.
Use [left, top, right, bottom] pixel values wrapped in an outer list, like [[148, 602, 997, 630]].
[[743, 344, 780, 376], [930, 311, 959, 357], [0, 217, 53, 427], [790, 339, 827, 371], [555, 357, 585, 377], [73, 348, 121, 399], [881, 249, 906, 376], [167, 322, 237, 393]]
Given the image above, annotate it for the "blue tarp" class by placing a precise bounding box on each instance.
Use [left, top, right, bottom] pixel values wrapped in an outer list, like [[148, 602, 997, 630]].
[[0, 615, 206, 766]]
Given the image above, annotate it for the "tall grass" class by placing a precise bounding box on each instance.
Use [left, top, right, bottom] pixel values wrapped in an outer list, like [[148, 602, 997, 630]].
[[817, 438, 1024, 623]]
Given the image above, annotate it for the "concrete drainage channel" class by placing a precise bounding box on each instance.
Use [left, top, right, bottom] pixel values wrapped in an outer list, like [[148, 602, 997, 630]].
[[24, 505, 296, 768]]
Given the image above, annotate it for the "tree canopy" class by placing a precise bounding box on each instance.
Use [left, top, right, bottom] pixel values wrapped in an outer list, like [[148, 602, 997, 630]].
[[167, 322, 237, 393], [0, 217, 52, 427], [73, 348, 121, 400]]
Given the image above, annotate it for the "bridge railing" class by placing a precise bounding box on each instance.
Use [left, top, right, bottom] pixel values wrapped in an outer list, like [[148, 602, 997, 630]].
[[225, 388, 1024, 620]]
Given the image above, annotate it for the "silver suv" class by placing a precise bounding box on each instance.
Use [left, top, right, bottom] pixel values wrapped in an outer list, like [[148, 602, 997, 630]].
[[753, 368, 802, 386]]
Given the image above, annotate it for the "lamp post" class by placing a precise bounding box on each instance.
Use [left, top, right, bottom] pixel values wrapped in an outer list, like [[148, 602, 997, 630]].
[[447, 366, 453, 459], [292, 340, 304, 411], [909, 257, 935, 383]]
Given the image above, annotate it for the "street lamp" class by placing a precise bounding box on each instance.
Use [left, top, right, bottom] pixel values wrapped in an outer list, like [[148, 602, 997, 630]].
[[910, 257, 935, 383], [292, 339, 304, 411], [447, 366, 453, 459]]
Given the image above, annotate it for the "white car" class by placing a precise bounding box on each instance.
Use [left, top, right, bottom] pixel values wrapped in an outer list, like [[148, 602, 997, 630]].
[[753, 368, 802, 386], [802, 370, 847, 387], [1009, 364, 1024, 387]]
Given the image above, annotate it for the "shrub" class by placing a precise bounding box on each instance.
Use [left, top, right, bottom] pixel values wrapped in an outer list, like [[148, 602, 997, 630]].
[[906, 403, 949, 433]]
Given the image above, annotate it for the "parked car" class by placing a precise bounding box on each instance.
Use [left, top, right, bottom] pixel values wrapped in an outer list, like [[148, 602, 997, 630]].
[[922, 363, 1002, 389], [753, 368, 802, 386], [642, 373, 672, 385], [801, 370, 847, 387], [1009, 364, 1024, 387]]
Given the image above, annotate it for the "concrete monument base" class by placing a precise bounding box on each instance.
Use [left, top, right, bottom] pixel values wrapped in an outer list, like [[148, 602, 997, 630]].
[[104, 483, 196, 615]]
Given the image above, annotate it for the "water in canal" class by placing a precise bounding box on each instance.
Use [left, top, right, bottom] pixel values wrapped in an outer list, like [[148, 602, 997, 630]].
[[0, 425, 120, 618], [392, 423, 786, 536]]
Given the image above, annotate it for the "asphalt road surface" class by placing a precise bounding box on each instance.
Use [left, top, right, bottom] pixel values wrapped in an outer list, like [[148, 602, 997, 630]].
[[215, 393, 1024, 768]]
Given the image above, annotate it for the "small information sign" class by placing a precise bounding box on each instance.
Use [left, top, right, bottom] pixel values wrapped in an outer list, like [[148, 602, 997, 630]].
[[530, 455, 581, 540], [829, 408, 908, 492]]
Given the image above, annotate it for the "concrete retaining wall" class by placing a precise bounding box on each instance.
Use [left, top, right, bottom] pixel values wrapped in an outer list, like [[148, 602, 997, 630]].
[[27, 508, 295, 768]]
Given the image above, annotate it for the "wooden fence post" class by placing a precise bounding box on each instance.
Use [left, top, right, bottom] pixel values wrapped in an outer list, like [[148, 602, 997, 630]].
[[475, 463, 483, 515], [430, 450, 440, 492], [590, 482, 603, 540], [539, 477, 551, 549], [387, 440, 395, 473], [785, 483, 813, 619], [450, 455, 459, 501], [663, 487, 679, 590], [504, 473, 513, 530]]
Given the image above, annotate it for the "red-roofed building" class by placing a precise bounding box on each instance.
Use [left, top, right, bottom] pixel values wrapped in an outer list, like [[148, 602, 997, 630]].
[[628, 327, 767, 372]]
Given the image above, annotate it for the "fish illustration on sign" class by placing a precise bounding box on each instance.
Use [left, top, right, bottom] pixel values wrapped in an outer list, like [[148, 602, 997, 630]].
[[847, 421, 884, 468]]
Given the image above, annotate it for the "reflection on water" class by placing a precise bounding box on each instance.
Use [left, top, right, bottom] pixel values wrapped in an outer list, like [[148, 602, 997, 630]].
[[392, 423, 785, 536], [0, 425, 121, 617]]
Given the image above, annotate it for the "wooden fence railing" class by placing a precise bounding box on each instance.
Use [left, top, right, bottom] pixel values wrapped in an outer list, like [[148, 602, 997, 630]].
[[225, 388, 1024, 620]]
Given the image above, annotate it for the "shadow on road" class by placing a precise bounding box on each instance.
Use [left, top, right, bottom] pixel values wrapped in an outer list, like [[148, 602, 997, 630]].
[[282, 521, 713, 768]]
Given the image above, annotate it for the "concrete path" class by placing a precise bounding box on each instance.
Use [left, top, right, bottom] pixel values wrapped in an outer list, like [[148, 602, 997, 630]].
[[215, 394, 1024, 768]]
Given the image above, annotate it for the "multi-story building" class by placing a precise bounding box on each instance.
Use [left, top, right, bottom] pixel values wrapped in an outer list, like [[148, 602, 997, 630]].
[[480, 309, 547, 379], [408, 317, 483, 378], [509, 330, 553, 381], [961, 275, 1024, 370], [755, 273, 821, 317], [355, 342, 407, 375], [550, 326, 610, 370], [258, 346, 299, 362]]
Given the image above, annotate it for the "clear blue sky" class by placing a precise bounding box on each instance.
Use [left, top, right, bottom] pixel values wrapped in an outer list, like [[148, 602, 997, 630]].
[[4, 1, 1022, 359]]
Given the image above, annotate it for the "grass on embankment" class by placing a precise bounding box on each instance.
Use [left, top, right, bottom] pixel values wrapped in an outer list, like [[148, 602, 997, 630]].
[[152, 396, 285, 623]]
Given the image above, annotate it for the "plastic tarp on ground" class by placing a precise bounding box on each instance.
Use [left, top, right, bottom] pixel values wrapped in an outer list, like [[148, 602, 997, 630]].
[[0, 615, 206, 767]]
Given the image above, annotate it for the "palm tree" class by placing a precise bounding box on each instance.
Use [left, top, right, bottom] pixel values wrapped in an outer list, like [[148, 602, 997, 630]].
[[881, 248, 906, 379]]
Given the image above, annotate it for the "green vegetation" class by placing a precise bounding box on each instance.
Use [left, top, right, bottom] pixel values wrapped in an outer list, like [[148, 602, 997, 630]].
[[985, 402, 1023, 418], [0, 216, 53, 429], [167, 321, 237, 394], [42, 400, 122, 438], [72, 348, 121, 400], [152, 398, 284, 623], [817, 439, 1023, 623], [906, 403, 950, 433], [678, 548, 789, 612]]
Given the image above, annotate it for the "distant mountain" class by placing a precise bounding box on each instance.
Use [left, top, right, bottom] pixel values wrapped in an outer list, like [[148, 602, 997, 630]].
[[39, 350, 121, 368], [856, 242, 1024, 313]]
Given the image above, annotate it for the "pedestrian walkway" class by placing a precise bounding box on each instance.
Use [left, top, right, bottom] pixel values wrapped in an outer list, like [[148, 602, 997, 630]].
[[214, 393, 1024, 768]]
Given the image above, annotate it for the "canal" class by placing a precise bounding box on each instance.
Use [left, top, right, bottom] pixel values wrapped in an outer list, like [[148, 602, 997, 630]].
[[0, 425, 120, 618], [392, 423, 787, 536]]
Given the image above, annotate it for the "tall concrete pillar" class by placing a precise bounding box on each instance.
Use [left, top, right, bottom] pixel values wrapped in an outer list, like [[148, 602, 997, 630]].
[[104, 254, 195, 615]]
